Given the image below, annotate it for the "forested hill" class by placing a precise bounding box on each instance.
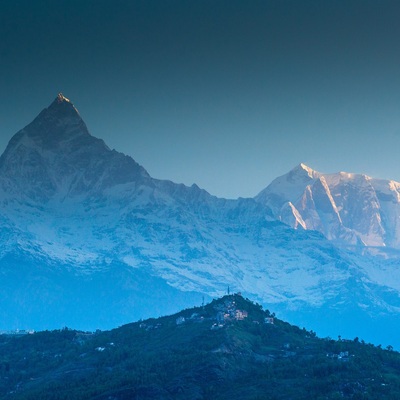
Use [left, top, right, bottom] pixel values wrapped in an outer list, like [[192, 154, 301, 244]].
[[1, 294, 400, 399]]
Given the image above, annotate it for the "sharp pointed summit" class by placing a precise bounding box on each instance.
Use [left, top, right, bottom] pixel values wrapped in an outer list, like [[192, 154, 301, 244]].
[[0, 94, 149, 202], [255, 163, 320, 215], [29, 92, 89, 143], [44, 92, 83, 121], [55, 92, 70, 103], [288, 163, 320, 180], [1, 93, 90, 158], [48, 92, 74, 108]]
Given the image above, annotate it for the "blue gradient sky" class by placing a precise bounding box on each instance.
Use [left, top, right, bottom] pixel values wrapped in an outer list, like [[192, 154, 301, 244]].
[[1, 0, 400, 198]]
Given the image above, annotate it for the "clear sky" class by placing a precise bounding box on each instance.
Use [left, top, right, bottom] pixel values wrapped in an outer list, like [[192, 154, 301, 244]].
[[1, 0, 400, 198]]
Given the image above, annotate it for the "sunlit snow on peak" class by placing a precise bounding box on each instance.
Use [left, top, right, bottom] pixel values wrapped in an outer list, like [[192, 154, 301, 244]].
[[56, 93, 70, 103]]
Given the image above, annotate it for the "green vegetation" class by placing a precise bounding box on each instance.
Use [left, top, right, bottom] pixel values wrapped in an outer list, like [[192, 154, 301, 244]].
[[0, 294, 399, 399]]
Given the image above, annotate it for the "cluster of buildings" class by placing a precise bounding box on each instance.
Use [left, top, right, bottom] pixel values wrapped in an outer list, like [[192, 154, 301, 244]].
[[326, 351, 351, 361], [173, 295, 275, 331], [139, 322, 163, 331]]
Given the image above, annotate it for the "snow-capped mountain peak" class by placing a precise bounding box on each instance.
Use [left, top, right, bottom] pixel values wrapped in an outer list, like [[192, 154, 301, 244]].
[[255, 163, 320, 215], [56, 92, 70, 103], [1, 96, 400, 348], [256, 164, 400, 249], [0, 94, 149, 202], [2, 93, 90, 156], [291, 162, 319, 179]]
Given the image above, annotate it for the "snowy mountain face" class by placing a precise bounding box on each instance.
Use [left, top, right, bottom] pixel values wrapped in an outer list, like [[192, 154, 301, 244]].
[[1, 95, 400, 347], [256, 163, 400, 251]]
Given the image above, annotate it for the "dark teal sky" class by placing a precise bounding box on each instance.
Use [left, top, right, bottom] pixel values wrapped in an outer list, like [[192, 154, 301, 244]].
[[1, 0, 400, 198]]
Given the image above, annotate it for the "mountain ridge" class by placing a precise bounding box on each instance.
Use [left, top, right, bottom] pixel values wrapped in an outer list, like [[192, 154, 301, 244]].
[[256, 163, 400, 250], [0, 94, 399, 348]]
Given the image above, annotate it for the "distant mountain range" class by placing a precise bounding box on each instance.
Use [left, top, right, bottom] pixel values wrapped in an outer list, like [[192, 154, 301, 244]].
[[0, 94, 399, 347]]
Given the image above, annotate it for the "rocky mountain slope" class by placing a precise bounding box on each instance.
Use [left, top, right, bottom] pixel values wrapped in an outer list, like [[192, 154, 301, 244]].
[[0, 94, 399, 347], [256, 163, 400, 250]]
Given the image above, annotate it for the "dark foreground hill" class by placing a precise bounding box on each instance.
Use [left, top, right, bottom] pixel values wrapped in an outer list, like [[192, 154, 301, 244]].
[[1, 295, 399, 400]]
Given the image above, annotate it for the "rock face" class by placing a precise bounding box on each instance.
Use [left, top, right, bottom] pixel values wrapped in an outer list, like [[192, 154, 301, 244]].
[[0, 95, 399, 347], [256, 163, 400, 249], [0, 94, 149, 203]]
